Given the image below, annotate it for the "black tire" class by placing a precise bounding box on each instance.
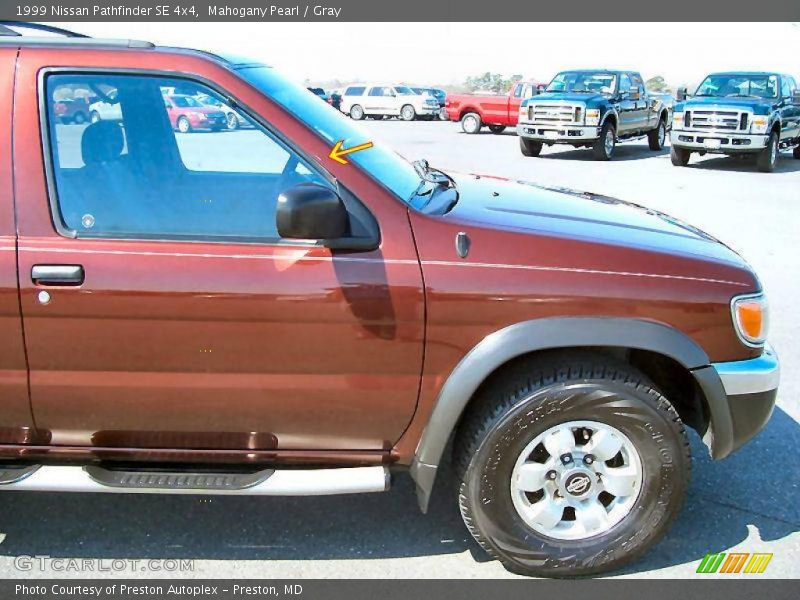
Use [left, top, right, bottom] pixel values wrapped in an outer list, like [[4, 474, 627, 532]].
[[794, 146, 800, 159], [226, 112, 239, 130], [349, 105, 365, 120], [400, 104, 416, 121], [670, 146, 691, 167], [592, 120, 616, 160], [488, 125, 506, 134], [757, 131, 779, 173], [438, 109, 449, 121], [461, 112, 482, 134], [648, 119, 667, 151], [454, 352, 690, 578], [72, 111, 87, 125], [520, 137, 542, 157]]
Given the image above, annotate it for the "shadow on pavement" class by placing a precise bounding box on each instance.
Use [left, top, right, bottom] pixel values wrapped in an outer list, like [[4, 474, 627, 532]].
[[0, 408, 797, 574], [687, 152, 800, 174]]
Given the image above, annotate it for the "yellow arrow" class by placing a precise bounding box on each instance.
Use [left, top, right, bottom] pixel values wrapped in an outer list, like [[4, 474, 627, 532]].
[[329, 140, 374, 165]]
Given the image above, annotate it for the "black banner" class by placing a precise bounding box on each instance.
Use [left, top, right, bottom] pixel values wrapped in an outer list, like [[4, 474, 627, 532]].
[[4, 580, 799, 599], [2, 0, 799, 22]]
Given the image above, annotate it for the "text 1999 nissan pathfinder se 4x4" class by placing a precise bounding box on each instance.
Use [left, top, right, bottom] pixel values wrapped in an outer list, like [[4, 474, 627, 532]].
[[0, 24, 780, 577]]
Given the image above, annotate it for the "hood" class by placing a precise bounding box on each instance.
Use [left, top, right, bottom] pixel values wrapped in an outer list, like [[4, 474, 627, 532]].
[[678, 96, 775, 114], [529, 92, 610, 107], [445, 173, 746, 267]]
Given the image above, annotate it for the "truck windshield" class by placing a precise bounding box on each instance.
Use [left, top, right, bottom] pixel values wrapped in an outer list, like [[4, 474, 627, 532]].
[[235, 65, 424, 203], [546, 72, 617, 95], [694, 74, 779, 99]]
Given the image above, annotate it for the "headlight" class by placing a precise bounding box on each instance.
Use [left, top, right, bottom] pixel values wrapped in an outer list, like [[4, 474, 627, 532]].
[[731, 293, 769, 347], [585, 109, 600, 126], [750, 115, 769, 134], [673, 111, 684, 129]]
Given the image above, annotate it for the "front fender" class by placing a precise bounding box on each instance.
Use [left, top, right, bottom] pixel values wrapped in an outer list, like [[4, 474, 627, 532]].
[[409, 317, 712, 511]]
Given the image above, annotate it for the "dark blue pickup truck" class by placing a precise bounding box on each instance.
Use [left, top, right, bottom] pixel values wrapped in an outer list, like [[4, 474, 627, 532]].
[[517, 69, 671, 160], [670, 71, 800, 172]]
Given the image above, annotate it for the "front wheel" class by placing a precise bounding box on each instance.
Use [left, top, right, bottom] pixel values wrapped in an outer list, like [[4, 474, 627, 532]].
[[670, 146, 691, 167], [520, 138, 542, 157], [592, 121, 616, 160], [757, 131, 779, 173], [648, 119, 667, 151], [177, 116, 191, 134], [400, 104, 416, 121], [454, 353, 690, 577], [461, 112, 482, 134], [488, 125, 506, 134], [226, 112, 239, 130], [793, 146, 800, 159]]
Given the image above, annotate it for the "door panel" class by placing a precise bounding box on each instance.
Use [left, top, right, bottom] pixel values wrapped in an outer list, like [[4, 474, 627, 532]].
[[0, 48, 37, 446], [14, 52, 425, 452]]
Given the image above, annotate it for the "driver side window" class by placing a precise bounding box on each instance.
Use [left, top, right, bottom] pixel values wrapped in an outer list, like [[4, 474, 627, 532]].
[[44, 73, 330, 242]]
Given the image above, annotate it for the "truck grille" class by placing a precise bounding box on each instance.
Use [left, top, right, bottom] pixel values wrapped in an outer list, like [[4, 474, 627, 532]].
[[686, 109, 748, 131], [528, 104, 582, 125]]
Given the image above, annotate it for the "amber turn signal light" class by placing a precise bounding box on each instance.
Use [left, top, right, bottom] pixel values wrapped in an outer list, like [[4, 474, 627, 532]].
[[732, 293, 769, 346]]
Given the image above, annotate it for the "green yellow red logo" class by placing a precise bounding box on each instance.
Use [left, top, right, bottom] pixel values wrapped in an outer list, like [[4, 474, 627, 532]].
[[696, 552, 773, 574]]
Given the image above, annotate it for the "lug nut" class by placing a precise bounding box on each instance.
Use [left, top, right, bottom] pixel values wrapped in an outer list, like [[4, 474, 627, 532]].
[[584, 455, 595, 466], [547, 470, 557, 480], [561, 454, 573, 465]]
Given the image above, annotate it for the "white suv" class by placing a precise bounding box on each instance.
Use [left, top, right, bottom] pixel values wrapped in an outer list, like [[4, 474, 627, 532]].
[[341, 84, 440, 121]]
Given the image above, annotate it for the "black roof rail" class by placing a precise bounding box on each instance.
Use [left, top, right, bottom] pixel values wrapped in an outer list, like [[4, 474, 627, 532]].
[[0, 21, 90, 38]]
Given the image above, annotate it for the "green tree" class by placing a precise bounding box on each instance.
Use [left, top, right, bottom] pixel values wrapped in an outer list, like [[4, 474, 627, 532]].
[[645, 75, 671, 93]]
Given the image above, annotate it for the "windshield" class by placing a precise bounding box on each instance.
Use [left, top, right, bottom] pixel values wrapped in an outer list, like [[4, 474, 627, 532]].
[[395, 86, 414, 95], [546, 72, 618, 94], [236, 65, 423, 203], [694, 74, 779, 99]]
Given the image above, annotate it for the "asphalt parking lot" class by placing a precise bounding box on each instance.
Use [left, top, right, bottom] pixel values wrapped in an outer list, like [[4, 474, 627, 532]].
[[1, 120, 798, 579]]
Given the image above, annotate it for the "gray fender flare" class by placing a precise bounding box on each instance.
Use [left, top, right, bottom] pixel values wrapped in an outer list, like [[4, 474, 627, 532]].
[[409, 317, 712, 511]]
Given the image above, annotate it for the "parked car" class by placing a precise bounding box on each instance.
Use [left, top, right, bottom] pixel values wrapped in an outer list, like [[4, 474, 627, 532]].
[[340, 83, 440, 121], [0, 31, 780, 579], [164, 94, 227, 132], [89, 90, 122, 122], [518, 70, 671, 160], [412, 86, 448, 120], [197, 93, 248, 130], [445, 81, 546, 134], [53, 97, 92, 124], [670, 71, 800, 172]]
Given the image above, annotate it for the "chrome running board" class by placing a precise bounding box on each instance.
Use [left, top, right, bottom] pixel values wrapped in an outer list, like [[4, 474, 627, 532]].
[[0, 465, 390, 495]]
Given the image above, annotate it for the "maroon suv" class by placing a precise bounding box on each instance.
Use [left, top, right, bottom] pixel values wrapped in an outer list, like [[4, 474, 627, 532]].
[[0, 32, 779, 577]]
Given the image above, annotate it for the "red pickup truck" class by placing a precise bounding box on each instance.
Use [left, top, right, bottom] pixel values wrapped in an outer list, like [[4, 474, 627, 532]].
[[446, 80, 546, 134]]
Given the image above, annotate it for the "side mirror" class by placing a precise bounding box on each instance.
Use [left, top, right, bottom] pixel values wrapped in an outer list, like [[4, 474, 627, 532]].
[[276, 183, 348, 242], [792, 91, 800, 106], [677, 86, 688, 102], [629, 86, 642, 100]]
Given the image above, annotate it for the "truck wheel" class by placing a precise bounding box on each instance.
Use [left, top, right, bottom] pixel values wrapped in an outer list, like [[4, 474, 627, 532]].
[[454, 352, 690, 577], [461, 112, 482, 134], [90, 111, 101, 123], [757, 131, 779, 173], [648, 119, 667, 151], [488, 125, 506, 134], [73, 111, 87, 125], [592, 121, 616, 160], [670, 146, 691, 167], [226, 112, 239, 130], [401, 105, 416, 121], [349, 105, 365, 120], [520, 138, 542, 157], [794, 146, 800, 159]]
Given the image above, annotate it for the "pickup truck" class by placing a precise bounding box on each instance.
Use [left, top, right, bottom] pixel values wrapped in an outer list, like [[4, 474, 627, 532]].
[[445, 80, 546, 134], [517, 70, 671, 160], [0, 26, 780, 578], [670, 71, 800, 172]]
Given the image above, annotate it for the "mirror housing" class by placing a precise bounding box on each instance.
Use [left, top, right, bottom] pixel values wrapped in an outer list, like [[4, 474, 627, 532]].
[[276, 183, 348, 242], [628, 86, 642, 101], [792, 91, 800, 106], [677, 86, 688, 102]]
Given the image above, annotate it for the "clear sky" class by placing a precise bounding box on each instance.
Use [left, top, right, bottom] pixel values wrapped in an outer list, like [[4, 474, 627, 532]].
[[53, 22, 800, 88]]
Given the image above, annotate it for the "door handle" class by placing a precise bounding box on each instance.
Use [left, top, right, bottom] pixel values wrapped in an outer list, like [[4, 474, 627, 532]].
[[31, 264, 85, 286]]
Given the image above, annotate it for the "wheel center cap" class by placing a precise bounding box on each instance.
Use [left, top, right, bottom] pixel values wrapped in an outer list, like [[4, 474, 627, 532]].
[[563, 471, 593, 497]]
